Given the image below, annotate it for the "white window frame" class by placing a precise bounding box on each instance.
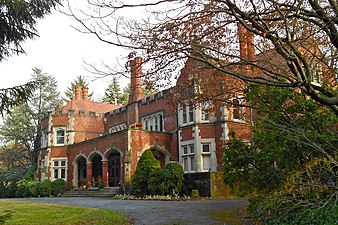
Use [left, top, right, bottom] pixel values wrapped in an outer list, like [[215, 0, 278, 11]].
[[109, 123, 127, 133], [53, 127, 66, 146], [181, 143, 196, 173], [201, 143, 212, 172], [51, 158, 67, 181], [180, 103, 194, 126], [142, 112, 164, 132]]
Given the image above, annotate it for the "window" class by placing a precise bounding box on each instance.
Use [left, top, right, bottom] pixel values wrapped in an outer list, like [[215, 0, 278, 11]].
[[201, 143, 211, 171], [232, 99, 244, 121], [109, 124, 126, 133], [56, 129, 65, 145], [201, 102, 210, 121], [189, 104, 194, 122], [142, 113, 164, 132], [182, 104, 194, 125], [52, 158, 67, 180], [182, 144, 195, 172]]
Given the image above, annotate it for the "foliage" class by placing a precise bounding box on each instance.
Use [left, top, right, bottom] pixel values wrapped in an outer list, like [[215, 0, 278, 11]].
[[38, 179, 52, 197], [102, 78, 124, 105], [223, 85, 338, 195], [0, 82, 37, 116], [51, 179, 66, 196], [0, 0, 61, 61], [0, 200, 132, 225], [131, 150, 160, 195], [0, 69, 62, 188], [191, 190, 200, 199], [64, 75, 93, 102]]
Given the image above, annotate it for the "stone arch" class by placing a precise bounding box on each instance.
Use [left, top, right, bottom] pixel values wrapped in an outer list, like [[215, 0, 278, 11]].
[[103, 147, 122, 187], [88, 151, 103, 187], [141, 144, 170, 168], [72, 154, 88, 187]]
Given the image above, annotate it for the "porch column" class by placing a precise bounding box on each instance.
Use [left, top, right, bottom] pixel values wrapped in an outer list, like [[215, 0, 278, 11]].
[[86, 162, 93, 187], [102, 160, 109, 187]]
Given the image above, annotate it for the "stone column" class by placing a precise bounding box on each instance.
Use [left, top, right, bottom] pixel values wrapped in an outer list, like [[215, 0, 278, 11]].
[[86, 162, 93, 187], [102, 160, 109, 187]]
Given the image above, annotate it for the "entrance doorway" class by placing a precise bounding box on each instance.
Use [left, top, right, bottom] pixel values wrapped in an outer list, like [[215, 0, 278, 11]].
[[108, 152, 120, 187], [76, 156, 87, 187], [92, 155, 102, 187]]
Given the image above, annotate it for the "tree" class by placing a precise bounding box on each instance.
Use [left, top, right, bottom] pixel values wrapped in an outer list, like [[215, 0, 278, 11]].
[[68, 0, 338, 114], [0, 68, 62, 186], [0, 0, 61, 115], [102, 78, 124, 104], [64, 75, 93, 102], [131, 150, 160, 195], [0, 0, 61, 61], [224, 84, 337, 194], [223, 84, 338, 223]]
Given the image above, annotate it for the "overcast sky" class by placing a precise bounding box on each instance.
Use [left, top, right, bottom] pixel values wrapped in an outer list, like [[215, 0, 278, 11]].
[[0, 8, 130, 100]]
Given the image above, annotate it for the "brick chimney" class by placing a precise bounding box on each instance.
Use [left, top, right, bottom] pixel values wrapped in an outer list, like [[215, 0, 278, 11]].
[[75, 86, 81, 100], [238, 23, 255, 61], [82, 87, 89, 101], [128, 56, 144, 104]]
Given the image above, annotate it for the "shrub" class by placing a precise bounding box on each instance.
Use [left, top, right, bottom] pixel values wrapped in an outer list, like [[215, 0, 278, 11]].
[[162, 162, 184, 196], [26, 181, 39, 197], [191, 189, 200, 198], [51, 179, 66, 196], [15, 179, 29, 198], [131, 150, 160, 195], [39, 179, 52, 197]]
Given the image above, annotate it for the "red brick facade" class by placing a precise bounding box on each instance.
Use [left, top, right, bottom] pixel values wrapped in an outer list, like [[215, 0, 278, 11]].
[[36, 30, 253, 192]]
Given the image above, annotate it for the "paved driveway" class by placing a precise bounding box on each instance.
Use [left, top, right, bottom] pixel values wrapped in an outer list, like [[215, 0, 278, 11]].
[[25, 197, 248, 225]]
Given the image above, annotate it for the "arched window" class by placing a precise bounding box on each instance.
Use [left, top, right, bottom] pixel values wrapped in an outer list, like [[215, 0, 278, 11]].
[[233, 99, 241, 120]]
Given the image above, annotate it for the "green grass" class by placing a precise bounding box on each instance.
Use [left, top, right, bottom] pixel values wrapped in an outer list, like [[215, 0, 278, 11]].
[[207, 209, 243, 225], [0, 200, 132, 225]]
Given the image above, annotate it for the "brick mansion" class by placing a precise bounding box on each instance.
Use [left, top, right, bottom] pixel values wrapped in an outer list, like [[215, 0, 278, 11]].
[[35, 27, 254, 196]]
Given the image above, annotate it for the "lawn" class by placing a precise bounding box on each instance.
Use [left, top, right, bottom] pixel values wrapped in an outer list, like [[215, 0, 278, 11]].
[[0, 200, 132, 225]]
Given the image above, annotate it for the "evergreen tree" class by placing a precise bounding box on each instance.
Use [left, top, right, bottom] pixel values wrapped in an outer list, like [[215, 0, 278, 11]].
[[64, 75, 93, 102], [102, 78, 123, 105], [0, 68, 62, 185]]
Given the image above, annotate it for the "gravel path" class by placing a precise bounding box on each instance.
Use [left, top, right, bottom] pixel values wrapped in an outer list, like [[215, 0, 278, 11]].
[[25, 197, 249, 225]]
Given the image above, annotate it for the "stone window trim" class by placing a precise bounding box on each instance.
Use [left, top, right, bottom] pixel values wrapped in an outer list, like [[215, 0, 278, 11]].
[[200, 139, 217, 172], [180, 140, 196, 173], [51, 158, 67, 181], [180, 103, 195, 126], [141, 112, 164, 132], [109, 123, 127, 133], [53, 127, 67, 146], [231, 96, 245, 122]]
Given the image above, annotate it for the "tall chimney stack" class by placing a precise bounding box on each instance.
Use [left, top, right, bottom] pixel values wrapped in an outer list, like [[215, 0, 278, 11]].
[[128, 56, 144, 104], [75, 86, 81, 100], [238, 23, 255, 61], [82, 87, 89, 101]]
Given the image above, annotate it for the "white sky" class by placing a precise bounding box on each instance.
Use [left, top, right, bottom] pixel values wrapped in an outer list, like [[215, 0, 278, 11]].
[[0, 8, 130, 100]]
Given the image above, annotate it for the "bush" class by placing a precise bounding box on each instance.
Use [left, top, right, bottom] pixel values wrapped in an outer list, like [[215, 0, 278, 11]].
[[51, 179, 66, 196], [26, 181, 39, 197], [191, 189, 200, 198], [15, 179, 29, 198], [39, 179, 52, 197], [131, 150, 160, 195], [162, 162, 184, 195]]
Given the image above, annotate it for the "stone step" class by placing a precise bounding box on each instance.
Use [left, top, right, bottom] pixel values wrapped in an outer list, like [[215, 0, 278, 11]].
[[63, 187, 122, 197]]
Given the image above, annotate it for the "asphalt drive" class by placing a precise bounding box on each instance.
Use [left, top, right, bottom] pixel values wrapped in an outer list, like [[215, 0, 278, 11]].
[[24, 197, 248, 225]]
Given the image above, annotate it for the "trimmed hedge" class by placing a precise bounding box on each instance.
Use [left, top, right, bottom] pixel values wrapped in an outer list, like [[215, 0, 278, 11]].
[[51, 179, 66, 196]]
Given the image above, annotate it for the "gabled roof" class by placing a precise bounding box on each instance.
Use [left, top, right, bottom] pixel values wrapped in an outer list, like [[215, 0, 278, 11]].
[[62, 99, 119, 113]]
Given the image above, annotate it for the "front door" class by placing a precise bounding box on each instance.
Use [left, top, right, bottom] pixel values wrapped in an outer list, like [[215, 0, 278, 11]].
[[108, 152, 120, 187]]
